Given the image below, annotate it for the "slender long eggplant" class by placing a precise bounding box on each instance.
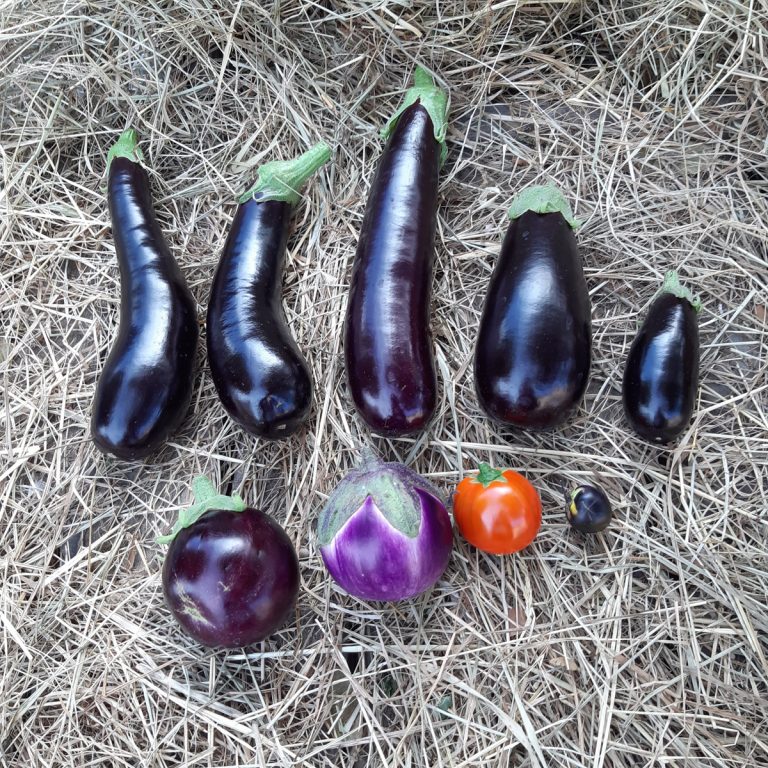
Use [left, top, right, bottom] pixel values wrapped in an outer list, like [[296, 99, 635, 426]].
[[344, 67, 448, 436], [622, 271, 700, 443], [91, 130, 198, 460], [207, 144, 330, 438], [474, 185, 591, 429]]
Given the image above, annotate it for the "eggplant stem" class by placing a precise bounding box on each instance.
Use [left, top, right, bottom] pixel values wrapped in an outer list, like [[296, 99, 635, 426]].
[[239, 142, 331, 205], [106, 128, 145, 175], [380, 65, 449, 167], [157, 475, 246, 545], [507, 184, 582, 230], [659, 270, 702, 312], [358, 444, 382, 469]]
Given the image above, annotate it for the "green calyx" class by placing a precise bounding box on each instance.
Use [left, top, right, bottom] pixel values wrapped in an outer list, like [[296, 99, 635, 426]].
[[659, 270, 702, 312], [508, 184, 582, 230], [475, 463, 506, 488], [106, 128, 145, 175], [157, 476, 246, 545], [317, 460, 430, 546], [381, 66, 449, 167], [238, 142, 331, 205], [569, 488, 582, 504]]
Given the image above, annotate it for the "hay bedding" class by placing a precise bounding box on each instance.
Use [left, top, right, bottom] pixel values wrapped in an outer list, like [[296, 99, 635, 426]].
[[0, 0, 766, 765]]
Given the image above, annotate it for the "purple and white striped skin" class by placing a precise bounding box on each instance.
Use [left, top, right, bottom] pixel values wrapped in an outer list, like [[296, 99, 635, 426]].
[[317, 459, 453, 602]]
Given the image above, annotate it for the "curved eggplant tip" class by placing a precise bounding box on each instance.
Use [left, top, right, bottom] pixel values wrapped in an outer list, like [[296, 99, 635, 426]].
[[224, 385, 312, 440], [91, 419, 155, 461], [352, 391, 436, 437]]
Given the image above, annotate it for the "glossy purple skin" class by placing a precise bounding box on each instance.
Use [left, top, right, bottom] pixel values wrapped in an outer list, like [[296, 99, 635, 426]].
[[474, 211, 591, 429], [319, 489, 453, 602], [622, 292, 699, 443], [344, 102, 440, 436], [162, 507, 300, 648], [566, 484, 612, 534], [92, 157, 198, 459], [207, 196, 312, 438]]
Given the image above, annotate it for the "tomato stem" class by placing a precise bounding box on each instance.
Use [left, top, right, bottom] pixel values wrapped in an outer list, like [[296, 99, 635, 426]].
[[475, 463, 506, 487]]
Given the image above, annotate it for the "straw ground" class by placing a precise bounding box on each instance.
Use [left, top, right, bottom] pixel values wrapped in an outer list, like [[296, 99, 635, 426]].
[[1, 2, 766, 766]]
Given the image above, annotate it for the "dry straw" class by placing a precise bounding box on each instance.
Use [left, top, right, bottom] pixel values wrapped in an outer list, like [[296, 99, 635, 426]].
[[1, 1, 766, 766]]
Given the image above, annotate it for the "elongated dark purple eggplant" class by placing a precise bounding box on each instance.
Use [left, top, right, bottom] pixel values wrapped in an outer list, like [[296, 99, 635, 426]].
[[474, 185, 591, 429], [207, 144, 330, 438], [622, 271, 700, 443], [91, 130, 198, 460], [344, 67, 448, 436]]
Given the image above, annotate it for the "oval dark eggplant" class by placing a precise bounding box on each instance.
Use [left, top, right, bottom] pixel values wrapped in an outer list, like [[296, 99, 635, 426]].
[[344, 67, 448, 436], [207, 144, 329, 438], [622, 271, 700, 443], [159, 477, 300, 648], [474, 185, 591, 429], [91, 129, 198, 460], [566, 484, 612, 533]]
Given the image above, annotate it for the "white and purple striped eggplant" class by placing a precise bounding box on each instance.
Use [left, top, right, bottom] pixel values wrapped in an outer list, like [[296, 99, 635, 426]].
[[317, 457, 453, 602]]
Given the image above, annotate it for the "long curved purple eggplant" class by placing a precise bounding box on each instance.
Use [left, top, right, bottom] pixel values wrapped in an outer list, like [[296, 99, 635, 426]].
[[91, 130, 198, 460], [344, 67, 448, 436], [474, 185, 591, 429], [207, 144, 330, 438], [622, 271, 700, 443]]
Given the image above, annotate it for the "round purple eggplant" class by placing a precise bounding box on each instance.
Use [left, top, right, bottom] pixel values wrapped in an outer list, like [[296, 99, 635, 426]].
[[565, 484, 612, 534], [92, 129, 198, 460], [622, 271, 700, 443], [344, 67, 448, 436], [159, 477, 299, 648], [474, 185, 591, 429], [207, 144, 330, 439], [317, 455, 453, 601]]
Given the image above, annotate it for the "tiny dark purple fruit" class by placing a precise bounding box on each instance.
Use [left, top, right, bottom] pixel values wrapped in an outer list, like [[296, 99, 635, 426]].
[[159, 477, 299, 648], [566, 484, 612, 534]]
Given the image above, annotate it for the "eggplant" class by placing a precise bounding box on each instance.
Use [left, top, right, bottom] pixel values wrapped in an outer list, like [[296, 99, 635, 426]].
[[565, 484, 612, 533], [207, 144, 330, 438], [344, 67, 448, 436], [317, 455, 453, 601], [159, 477, 300, 648], [622, 271, 700, 443], [91, 129, 198, 460], [474, 185, 591, 429]]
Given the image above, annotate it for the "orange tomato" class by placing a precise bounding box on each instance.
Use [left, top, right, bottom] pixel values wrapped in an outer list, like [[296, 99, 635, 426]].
[[454, 463, 542, 555]]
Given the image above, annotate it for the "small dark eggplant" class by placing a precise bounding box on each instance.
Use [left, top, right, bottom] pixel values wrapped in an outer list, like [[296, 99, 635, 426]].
[[566, 484, 612, 533], [207, 144, 330, 438], [91, 130, 198, 460], [622, 271, 700, 443], [344, 67, 448, 436], [474, 185, 591, 429], [159, 477, 300, 648]]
